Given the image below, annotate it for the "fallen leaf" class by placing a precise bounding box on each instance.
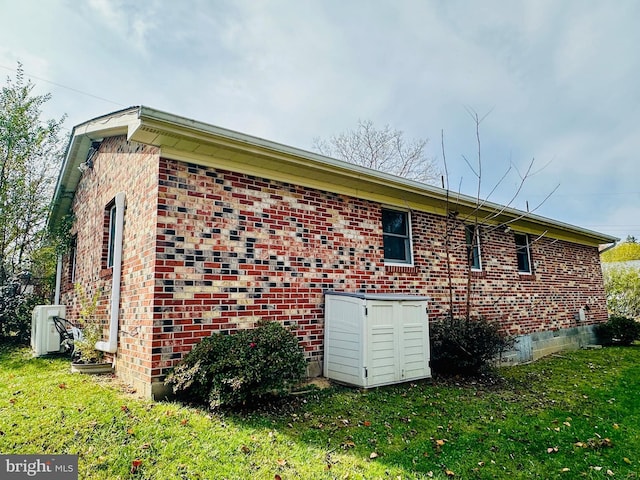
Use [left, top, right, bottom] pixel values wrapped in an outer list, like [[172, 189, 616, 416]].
[[607, 470, 614, 476], [140, 443, 150, 450], [276, 459, 287, 467], [613, 423, 620, 430], [591, 466, 603, 471], [363, 421, 372, 427], [574, 442, 585, 448], [624, 457, 632, 464], [58, 383, 67, 389], [561, 468, 570, 472], [435, 439, 446, 446], [130, 459, 142, 474], [274, 475, 282, 480], [445, 469, 455, 477], [180, 419, 188, 426], [370, 452, 378, 459], [121, 405, 129, 413], [241, 445, 251, 454], [127, 428, 134, 435], [341, 441, 355, 449], [563, 422, 571, 427], [547, 447, 559, 454]]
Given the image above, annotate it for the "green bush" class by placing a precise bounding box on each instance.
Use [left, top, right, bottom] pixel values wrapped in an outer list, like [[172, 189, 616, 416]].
[[166, 321, 307, 409], [0, 278, 43, 343], [430, 316, 514, 375], [596, 315, 640, 346]]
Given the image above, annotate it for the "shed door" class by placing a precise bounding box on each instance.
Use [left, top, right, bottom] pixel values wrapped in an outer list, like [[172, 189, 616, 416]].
[[367, 301, 398, 386], [398, 301, 430, 380], [366, 300, 430, 386]]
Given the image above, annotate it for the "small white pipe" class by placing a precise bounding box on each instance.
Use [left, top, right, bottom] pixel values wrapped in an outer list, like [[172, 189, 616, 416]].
[[54, 254, 62, 305], [96, 191, 125, 353]]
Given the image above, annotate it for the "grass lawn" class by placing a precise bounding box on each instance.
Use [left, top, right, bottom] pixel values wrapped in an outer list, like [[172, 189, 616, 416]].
[[1, 342, 639, 479]]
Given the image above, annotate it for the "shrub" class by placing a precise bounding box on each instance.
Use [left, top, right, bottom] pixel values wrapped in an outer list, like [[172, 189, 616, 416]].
[[166, 321, 307, 409], [0, 277, 43, 343], [603, 266, 640, 320], [595, 315, 640, 346], [72, 323, 104, 363], [430, 315, 514, 375]]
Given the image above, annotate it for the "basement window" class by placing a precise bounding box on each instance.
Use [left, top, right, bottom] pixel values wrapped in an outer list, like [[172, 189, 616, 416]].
[[382, 208, 413, 265], [515, 233, 532, 274], [465, 225, 482, 271]]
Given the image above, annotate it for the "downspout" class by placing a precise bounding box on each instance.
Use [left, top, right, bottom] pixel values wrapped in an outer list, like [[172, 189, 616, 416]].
[[54, 254, 62, 305], [96, 191, 125, 353]]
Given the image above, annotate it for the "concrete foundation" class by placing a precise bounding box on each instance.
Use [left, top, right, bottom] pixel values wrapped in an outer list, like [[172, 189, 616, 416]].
[[501, 324, 598, 365]]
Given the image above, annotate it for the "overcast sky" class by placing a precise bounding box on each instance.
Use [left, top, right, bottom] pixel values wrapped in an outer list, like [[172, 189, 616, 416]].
[[1, 0, 638, 242]]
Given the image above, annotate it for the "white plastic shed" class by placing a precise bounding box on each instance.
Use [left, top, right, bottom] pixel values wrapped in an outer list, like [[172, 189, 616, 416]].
[[323, 291, 431, 387]]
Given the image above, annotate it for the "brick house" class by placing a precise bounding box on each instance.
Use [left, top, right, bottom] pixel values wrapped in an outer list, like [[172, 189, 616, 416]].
[[49, 106, 617, 398]]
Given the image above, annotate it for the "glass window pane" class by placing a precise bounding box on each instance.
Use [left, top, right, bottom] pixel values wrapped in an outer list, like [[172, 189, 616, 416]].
[[382, 209, 407, 235], [384, 235, 407, 262], [515, 234, 531, 273], [107, 205, 117, 268]]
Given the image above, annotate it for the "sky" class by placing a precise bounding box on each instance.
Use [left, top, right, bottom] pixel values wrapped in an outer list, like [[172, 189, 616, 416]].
[[1, 0, 638, 242]]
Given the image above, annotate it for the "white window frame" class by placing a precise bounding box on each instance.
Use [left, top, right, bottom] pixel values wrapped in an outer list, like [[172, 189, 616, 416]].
[[382, 207, 414, 266], [465, 224, 482, 272], [514, 233, 532, 274]]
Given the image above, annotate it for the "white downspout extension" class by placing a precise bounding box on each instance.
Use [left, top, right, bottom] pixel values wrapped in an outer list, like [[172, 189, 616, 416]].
[[96, 191, 125, 354], [54, 254, 62, 305]]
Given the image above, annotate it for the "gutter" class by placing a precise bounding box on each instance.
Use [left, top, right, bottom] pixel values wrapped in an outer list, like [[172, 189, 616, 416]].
[[95, 191, 125, 354]]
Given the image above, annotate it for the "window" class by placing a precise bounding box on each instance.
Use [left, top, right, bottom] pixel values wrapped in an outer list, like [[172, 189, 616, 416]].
[[107, 203, 117, 268], [382, 208, 412, 264], [514, 233, 532, 274], [465, 225, 482, 271], [69, 236, 77, 283]]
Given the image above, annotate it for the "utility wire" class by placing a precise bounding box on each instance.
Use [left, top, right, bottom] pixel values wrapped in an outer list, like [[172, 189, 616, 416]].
[[0, 64, 127, 108]]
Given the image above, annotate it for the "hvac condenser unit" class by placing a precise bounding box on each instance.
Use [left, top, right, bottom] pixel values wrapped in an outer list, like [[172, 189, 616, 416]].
[[31, 305, 66, 356], [324, 292, 431, 387]]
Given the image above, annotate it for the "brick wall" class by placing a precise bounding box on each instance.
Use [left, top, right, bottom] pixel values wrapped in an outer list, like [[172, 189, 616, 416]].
[[60, 137, 160, 396], [151, 157, 607, 387], [61, 137, 608, 395]]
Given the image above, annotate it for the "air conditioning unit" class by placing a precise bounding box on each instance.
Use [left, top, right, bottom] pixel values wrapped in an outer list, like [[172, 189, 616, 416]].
[[31, 305, 66, 357]]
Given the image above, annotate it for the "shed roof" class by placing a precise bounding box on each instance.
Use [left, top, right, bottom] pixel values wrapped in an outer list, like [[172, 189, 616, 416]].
[[49, 106, 618, 247]]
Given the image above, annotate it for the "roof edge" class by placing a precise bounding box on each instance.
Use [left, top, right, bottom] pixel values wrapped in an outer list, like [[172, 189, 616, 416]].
[[48, 106, 619, 247]]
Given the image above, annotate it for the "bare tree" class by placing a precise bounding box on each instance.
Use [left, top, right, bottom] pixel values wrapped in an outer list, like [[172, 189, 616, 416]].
[[442, 109, 558, 320], [313, 120, 441, 185]]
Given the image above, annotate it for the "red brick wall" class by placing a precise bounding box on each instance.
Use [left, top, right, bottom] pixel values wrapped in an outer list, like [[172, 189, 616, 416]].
[[151, 157, 607, 383], [60, 137, 160, 395], [61, 138, 608, 393]]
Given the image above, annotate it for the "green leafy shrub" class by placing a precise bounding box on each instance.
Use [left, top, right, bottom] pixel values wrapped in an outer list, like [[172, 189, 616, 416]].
[[603, 266, 640, 320], [430, 316, 514, 375], [71, 284, 103, 363], [166, 321, 307, 409], [0, 277, 43, 343], [595, 315, 640, 346], [73, 323, 104, 363]]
